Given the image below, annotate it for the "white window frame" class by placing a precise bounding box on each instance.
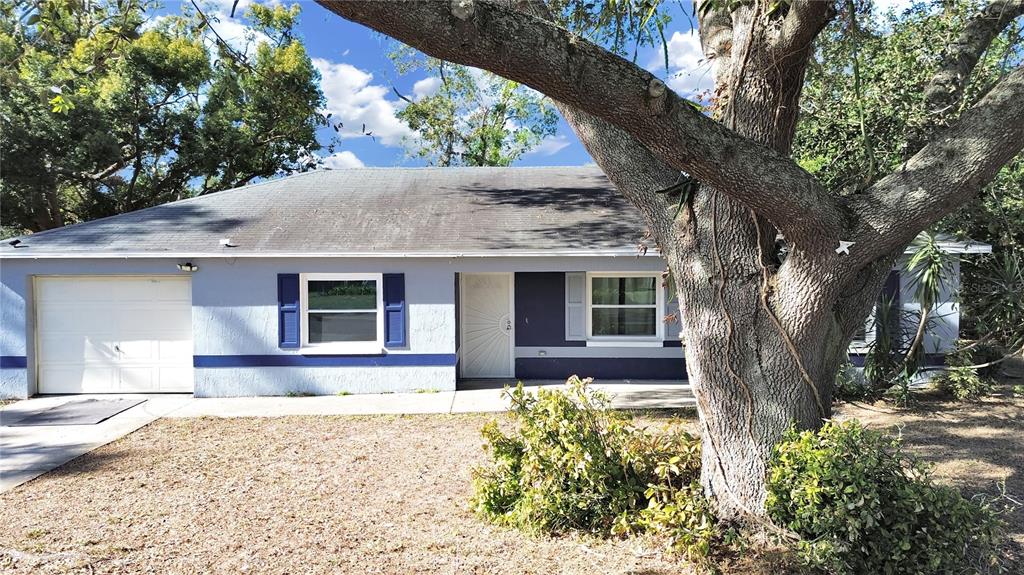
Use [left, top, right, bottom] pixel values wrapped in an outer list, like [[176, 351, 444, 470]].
[[300, 273, 384, 355], [585, 272, 665, 345], [848, 305, 877, 354]]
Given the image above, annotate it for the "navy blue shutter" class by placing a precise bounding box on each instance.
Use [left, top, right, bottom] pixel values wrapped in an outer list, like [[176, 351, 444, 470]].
[[278, 274, 301, 349], [383, 273, 407, 348], [880, 270, 901, 340]]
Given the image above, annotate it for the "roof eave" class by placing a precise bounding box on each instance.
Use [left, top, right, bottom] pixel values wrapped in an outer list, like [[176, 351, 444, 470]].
[[0, 248, 659, 259]]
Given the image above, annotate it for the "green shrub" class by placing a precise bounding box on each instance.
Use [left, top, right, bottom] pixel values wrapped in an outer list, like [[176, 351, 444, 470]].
[[933, 367, 995, 401], [933, 341, 997, 401], [767, 420, 1004, 575], [471, 377, 718, 559], [631, 462, 719, 561], [833, 361, 870, 402]]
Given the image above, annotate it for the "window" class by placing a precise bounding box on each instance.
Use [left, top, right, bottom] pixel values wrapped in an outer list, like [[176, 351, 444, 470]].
[[849, 306, 877, 353], [301, 273, 383, 353], [587, 273, 663, 341]]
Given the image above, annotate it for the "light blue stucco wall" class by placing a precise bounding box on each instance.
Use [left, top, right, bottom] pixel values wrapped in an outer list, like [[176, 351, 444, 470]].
[[0, 255, 665, 398], [897, 255, 960, 354], [0, 253, 963, 398]]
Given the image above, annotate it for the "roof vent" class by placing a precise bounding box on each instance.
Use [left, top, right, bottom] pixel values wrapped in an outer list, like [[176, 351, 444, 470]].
[[220, 238, 237, 248]]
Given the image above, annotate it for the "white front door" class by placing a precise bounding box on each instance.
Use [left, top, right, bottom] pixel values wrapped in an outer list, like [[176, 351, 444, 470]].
[[460, 273, 514, 378], [35, 276, 194, 394]]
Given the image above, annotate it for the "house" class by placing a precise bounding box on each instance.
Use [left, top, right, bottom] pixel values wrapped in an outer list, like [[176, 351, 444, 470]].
[[0, 167, 990, 398]]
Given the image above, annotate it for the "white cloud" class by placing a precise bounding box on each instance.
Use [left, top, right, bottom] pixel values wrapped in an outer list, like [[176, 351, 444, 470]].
[[873, 0, 916, 15], [525, 134, 571, 157], [192, 0, 271, 57], [322, 151, 365, 169], [649, 31, 714, 100], [205, 14, 270, 53], [412, 77, 442, 100], [313, 58, 413, 147], [665, 31, 705, 71]]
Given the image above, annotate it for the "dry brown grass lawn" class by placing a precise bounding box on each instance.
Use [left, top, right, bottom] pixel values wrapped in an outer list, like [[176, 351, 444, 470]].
[[0, 414, 695, 575], [0, 383, 1020, 574]]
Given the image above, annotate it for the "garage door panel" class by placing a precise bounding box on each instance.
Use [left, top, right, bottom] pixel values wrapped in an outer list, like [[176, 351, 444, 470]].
[[157, 338, 193, 360], [119, 367, 156, 391], [157, 367, 194, 392], [151, 279, 191, 301], [38, 334, 117, 362], [39, 365, 118, 394], [36, 277, 193, 394], [40, 307, 120, 336], [117, 339, 156, 361], [121, 309, 191, 332]]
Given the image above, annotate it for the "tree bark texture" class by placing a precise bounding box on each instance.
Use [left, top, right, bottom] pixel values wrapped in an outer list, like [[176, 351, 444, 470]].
[[320, 0, 1024, 520]]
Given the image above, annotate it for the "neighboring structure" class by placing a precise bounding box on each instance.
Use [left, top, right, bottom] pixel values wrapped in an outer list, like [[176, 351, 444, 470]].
[[0, 168, 990, 398]]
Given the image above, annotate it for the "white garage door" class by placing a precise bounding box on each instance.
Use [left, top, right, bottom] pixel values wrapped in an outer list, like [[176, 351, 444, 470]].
[[35, 276, 194, 394]]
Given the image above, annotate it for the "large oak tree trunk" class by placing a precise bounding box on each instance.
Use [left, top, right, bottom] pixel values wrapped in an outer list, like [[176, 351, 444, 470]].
[[551, 6, 875, 515], [658, 6, 839, 516], [669, 239, 844, 517]]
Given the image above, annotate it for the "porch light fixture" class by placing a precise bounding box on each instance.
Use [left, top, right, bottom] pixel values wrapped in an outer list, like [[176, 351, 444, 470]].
[[177, 262, 199, 272], [220, 238, 237, 247]]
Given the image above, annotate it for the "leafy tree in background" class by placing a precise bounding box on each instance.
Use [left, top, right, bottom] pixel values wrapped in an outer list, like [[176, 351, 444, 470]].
[[794, 0, 1023, 249], [390, 48, 559, 166], [794, 0, 1024, 353], [0, 0, 326, 234]]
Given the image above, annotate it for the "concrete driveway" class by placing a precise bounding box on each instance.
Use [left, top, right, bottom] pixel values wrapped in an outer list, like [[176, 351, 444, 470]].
[[0, 394, 194, 492]]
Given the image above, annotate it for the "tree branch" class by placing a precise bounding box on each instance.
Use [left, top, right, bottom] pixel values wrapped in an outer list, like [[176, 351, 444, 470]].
[[318, 0, 845, 244], [696, 0, 733, 90], [924, 0, 1024, 115], [849, 65, 1024, 264], [773, 0, 837, 64], [513, 0, 679, 244]]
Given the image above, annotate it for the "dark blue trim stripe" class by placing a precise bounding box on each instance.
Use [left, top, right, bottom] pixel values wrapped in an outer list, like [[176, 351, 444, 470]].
[[516, 357, 687, 380], [848, 353, 945, 368], [0, 356, 28, 368], [194, 354, 457, 368]]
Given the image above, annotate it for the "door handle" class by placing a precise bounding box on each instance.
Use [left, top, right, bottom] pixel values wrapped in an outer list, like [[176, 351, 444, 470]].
[[505, 319, 512, 331], [114, 344, 122, 354]]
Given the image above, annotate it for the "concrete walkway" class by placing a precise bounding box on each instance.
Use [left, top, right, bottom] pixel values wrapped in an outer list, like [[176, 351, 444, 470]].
[[166, 382, 696, 418], [1, 382, 693, 492]]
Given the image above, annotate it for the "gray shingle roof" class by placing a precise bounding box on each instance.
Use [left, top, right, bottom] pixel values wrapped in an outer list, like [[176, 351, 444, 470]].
[[1, 167, 653, 258]]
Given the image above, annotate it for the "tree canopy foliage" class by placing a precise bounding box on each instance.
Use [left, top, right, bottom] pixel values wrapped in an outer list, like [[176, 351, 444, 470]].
[[0, 0, 326, 234], [794, 0, 1024, 251], [390, 48, 559, 166], [794, 0, 1024, 353]]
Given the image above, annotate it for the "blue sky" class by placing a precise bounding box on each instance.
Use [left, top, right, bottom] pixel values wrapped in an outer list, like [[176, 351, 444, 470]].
[[181, 0, 914, 169], [174, 0, 709, 169]]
